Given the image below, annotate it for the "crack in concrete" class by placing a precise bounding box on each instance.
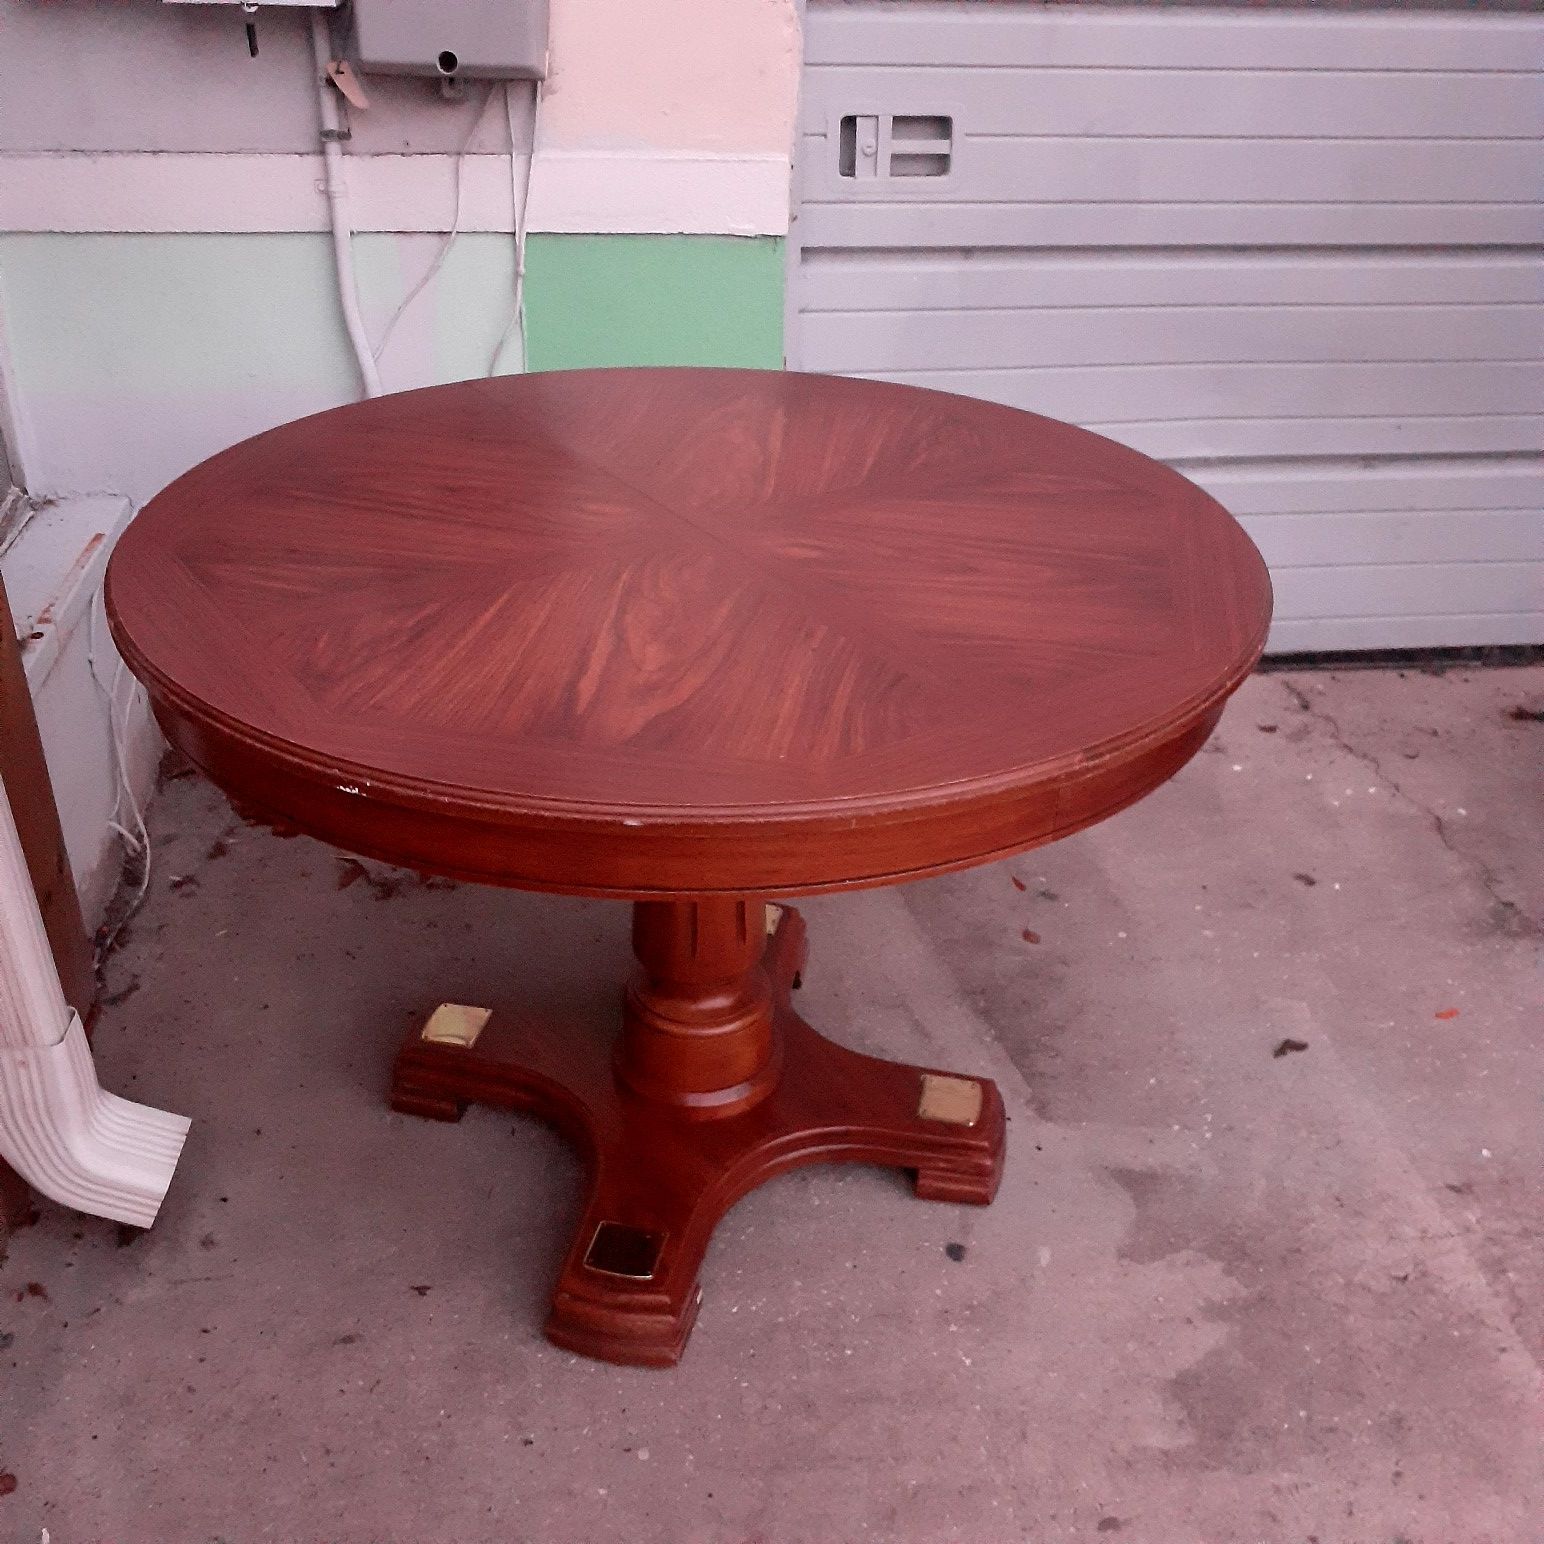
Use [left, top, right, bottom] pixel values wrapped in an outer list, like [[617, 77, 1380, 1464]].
[[1278, 678, 1538, 938]]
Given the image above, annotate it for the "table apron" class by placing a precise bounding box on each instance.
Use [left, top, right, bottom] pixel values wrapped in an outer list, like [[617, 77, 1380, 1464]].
[[149, 696, 1223, 899]]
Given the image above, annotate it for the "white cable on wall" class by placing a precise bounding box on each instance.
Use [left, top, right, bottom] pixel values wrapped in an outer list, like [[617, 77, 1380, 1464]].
[[490, 78, 542, 377], [307, 21, 543, 394], [310, 9, 383, 399], [372, 84, 503, 365], [86, 593, 152, 960]]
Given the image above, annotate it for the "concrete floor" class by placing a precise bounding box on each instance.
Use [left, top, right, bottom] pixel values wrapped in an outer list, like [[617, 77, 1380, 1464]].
[[2, 665, 1540, 1543]]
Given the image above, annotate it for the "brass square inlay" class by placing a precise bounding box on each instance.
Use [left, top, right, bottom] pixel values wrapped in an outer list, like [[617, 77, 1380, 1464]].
[[420, 1003, 492, 1049], [584, 1222, 664, 1281], [918, 1073, 982, 1127]]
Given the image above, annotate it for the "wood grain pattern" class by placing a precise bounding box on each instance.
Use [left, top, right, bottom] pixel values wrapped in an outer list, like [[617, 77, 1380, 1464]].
[[106, 368, 1270, 897], [104, 368, 1268, 1365]]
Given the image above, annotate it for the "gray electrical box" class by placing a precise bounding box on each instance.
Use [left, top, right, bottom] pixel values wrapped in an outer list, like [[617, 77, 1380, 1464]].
[[352, 0, 548, 81]]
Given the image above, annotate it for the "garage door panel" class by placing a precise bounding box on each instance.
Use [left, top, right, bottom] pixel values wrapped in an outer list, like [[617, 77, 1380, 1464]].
[[797, 199, 1540, 252], [799, 4, 1544, 649], [1083, 417, 1540, 465], [1271, 562, 1543, 621], [803, 65, 1542, 141], [1195, 461, 1544, 517], [1243, 510, 1544, 569], [1267, 612, 1544, 653], [806, 304, 1537, 373], [801, 253, 1544, 313], [805, 9, 1543, 73], [803, 137, 1538, 210], [868, 362, 1539, 425]]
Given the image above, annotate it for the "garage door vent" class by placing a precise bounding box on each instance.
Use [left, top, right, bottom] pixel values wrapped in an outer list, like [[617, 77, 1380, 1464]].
[[838, 113, 952, 179]]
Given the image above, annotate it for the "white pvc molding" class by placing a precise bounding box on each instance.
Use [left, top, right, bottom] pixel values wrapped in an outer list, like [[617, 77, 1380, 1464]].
[[0, 150, 792, 237], [0, 781, 189, 1227]]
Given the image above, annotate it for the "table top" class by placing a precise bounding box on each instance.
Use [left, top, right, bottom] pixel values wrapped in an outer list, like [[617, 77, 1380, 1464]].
[[107, 368, 1271, 896]]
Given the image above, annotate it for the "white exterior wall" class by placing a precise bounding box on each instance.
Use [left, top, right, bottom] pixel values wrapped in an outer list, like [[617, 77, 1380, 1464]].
[[793, 3, 1544, 653]]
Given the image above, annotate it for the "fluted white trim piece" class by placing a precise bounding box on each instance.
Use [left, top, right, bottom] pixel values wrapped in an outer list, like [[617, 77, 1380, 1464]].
[[0, 1014, 190, 1227], [0, 779, 189, 1225], [0, 150, 792, 236]]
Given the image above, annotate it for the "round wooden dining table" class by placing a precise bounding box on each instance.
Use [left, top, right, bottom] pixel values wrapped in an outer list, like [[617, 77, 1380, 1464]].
[[106, 367, 1271, 1366]]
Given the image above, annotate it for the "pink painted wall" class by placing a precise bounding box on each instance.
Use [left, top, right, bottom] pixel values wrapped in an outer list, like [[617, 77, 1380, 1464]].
[[543, 0, 801, 152]]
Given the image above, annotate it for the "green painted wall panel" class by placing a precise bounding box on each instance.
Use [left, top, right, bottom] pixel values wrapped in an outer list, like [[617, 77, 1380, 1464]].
[[523, 235, 784, 373], [0, 232, 357, 397], [0, 231, 522, 398], [0, 230, 784, 399], [0, 230, 786, 497], [358, 233, 519, 385]]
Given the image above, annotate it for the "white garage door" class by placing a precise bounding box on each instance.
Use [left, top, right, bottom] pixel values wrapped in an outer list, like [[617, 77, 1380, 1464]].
[[791, 3, 1544, 653]]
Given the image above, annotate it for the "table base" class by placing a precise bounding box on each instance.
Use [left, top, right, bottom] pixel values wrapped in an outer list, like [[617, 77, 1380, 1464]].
[[390, 905, 1005, 1367]]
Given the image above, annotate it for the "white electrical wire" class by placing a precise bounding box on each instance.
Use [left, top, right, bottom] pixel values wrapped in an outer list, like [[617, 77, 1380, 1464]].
[[85, 596, 145, 854], [489, 77, 542, 376], [108, 661, 150, 856], [372, 84, 501, 364], [86, 593, 152, 956]]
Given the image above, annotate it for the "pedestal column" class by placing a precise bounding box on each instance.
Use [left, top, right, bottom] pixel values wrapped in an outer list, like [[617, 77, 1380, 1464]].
[[616, 899, 777, 1114]]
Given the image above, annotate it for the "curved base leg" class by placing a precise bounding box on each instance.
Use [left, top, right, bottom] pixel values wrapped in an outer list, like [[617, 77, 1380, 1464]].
[[390, 906, 1005, 1367]]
